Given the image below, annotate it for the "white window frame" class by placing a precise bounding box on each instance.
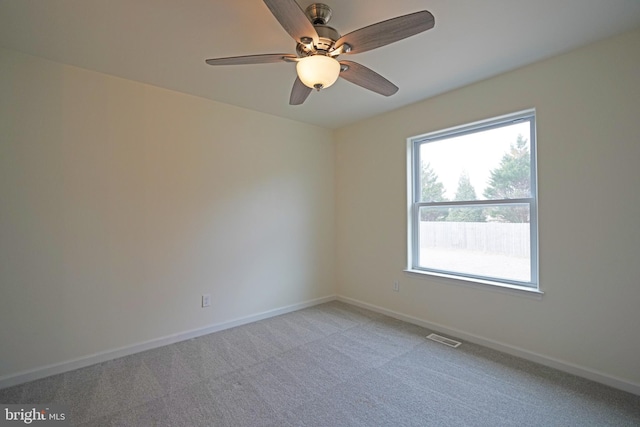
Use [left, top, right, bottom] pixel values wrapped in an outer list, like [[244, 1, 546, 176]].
[[406, 110, 539, 293]]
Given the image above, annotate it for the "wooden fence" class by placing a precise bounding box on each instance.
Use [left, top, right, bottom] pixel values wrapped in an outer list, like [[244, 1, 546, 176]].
[[420, 221, 530, 257]]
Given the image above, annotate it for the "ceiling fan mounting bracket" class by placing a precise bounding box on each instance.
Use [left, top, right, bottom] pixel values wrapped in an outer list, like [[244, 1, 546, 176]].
[[305, 3, 332, 25], [296, 43, 313, 57], [330, 43, 351, 55]]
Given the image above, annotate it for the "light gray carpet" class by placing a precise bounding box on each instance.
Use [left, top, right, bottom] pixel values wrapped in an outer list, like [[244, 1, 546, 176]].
[[1, 301, 639, 426]]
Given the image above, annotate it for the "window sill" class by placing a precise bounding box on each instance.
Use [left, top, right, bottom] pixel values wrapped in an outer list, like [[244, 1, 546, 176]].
[[403, 269, 544, 299]]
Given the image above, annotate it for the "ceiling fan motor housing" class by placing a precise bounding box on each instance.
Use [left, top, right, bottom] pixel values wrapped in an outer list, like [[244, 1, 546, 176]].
[[297, 24, 340, 56], [296, 3, 341, 56]]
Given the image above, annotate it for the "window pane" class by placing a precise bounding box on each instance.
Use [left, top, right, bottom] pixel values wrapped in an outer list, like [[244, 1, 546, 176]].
[[419, 121, 531, 202], [418, 205, 531, 283]]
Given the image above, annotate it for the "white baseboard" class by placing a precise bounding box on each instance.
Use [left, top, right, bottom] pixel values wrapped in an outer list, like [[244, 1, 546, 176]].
[[0, 295, 337, 390], [337, 295, 640, 396]]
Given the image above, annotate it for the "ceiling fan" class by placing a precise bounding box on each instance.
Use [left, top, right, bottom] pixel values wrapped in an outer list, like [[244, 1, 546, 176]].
[[205, 0, 435, 105]]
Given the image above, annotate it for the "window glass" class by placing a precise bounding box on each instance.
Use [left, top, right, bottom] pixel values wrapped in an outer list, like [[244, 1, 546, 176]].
[[409, 110, 538, 290]]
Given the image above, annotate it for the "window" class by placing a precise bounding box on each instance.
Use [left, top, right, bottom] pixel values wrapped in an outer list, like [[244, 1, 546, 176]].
[[407, 110, 538, 291]]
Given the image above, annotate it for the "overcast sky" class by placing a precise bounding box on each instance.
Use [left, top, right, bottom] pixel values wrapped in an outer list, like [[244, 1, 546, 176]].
[[420, 121, 530, 200]]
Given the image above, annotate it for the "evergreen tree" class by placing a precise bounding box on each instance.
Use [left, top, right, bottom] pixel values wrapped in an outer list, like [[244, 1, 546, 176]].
[[420, 162, 447, 221], [447, 171, 486, 222], [483, 135, 531, 223]]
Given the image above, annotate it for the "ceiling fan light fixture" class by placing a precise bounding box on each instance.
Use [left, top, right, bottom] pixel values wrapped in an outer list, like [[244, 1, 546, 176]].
[[205, 1, 435, 105], [296, 55, 340, 90]]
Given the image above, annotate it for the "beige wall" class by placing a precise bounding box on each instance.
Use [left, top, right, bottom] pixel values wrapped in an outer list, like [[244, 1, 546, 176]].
[[0, 47, 335, 379], [335, 28, 640, 387]]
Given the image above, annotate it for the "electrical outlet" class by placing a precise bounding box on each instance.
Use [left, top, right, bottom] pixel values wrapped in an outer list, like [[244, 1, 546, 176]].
[[202, 294, 211, 308], [393, 281, 400, 292]]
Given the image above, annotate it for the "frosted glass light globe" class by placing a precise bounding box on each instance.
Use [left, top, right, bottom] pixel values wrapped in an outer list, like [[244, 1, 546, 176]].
[[296, 55, 341, 90]]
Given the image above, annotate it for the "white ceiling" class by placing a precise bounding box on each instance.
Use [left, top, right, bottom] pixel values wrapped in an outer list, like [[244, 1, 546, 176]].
[[2, 0, 640, 129]]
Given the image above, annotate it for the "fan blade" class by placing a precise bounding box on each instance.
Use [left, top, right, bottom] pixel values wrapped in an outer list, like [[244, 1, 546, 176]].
[[290, 77, 312, 105], [263, 0, 319, 44], [205, 54, 297, 66], [335, 11, 434, 55], [339, 61, 398, 96]]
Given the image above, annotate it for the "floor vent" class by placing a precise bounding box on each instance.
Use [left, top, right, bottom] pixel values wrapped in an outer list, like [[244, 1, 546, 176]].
[[426, 333, 461, 348]]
